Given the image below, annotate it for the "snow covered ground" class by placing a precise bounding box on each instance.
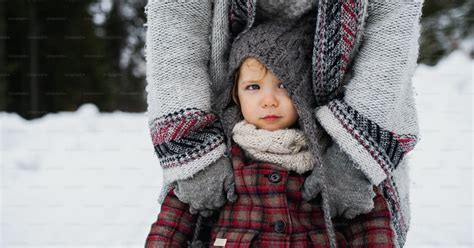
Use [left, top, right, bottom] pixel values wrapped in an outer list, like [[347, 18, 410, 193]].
[[1, 49, 472, 247]]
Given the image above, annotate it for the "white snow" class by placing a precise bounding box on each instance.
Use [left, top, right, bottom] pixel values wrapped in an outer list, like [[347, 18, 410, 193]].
[[1, 105, 162, 247], [1, 49, 472, 247], [406, 48, 473, 247]]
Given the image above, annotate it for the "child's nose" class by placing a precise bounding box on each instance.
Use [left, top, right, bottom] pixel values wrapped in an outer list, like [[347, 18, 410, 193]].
[[261, 92, 278, 108]]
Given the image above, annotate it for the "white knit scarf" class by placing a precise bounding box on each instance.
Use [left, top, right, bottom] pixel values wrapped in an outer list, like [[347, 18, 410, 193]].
[[231, 120, 314, 174]]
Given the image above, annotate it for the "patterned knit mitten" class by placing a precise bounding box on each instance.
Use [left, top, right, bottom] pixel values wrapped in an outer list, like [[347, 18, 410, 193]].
[[301, 142, 376, 219], [173, 155, 238, 217]]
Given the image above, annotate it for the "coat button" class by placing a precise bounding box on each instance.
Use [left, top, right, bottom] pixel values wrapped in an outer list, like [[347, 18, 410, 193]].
[[274, 220, 286, 233], [268, 172, 281, 183]]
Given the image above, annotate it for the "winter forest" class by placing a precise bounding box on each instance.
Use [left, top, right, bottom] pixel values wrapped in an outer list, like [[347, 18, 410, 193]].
[[1, 0, 472, 118]]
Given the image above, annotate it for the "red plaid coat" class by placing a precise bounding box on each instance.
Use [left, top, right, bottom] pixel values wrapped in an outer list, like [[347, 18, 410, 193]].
[[145, 142, 396, 247]]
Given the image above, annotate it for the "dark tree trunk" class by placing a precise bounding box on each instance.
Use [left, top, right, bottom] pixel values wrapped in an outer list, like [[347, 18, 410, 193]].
[[0, 1, 6, 110], [28, 3, 39, 117]]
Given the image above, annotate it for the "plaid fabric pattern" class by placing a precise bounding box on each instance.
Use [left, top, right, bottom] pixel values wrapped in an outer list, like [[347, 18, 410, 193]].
[[145, 188, 198, 248], [145, 0, 421, 245], [145, 141, 396, 247], [209, 142, 395, 247], [334, 183, 396, 248]]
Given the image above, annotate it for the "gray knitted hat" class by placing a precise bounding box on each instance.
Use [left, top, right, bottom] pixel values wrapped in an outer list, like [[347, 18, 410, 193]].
[[212, 13, 331, 160]]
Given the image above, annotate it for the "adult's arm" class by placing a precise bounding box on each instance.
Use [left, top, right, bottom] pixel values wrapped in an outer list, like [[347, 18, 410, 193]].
[[144, 0, 227, 203], [315, 0, 424, 186]]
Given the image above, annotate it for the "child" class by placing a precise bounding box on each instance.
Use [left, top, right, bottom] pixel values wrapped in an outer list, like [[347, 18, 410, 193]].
[[145, 18, 395, 248]]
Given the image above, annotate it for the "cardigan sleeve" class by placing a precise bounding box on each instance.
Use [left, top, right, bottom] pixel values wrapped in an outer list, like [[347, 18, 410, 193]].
[[145, 186, 198, 247], [315, 0, 424, 186], [144, 0, 227, 203]]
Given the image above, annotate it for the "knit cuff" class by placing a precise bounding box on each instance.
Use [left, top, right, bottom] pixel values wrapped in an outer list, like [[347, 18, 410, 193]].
[[149, 108, 227, 198], [315, 99, 418, 186], [157, 143, 227, 204], [149, 107, 225, 167]]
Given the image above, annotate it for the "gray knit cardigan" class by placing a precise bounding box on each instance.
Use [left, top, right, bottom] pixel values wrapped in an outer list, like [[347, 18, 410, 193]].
[[144, 0, 423, 247]]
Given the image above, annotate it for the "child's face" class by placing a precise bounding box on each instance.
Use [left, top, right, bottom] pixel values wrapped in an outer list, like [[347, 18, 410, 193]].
[[236, 57, 299, 131]]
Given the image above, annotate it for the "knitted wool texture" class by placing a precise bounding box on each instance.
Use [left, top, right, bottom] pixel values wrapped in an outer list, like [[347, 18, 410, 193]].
[[145, 0, 227, 204], [313, 3, 423, 246], [232, 120, 314, 174], [256, 0, 317, 21], [144, 1, 423, 247], [213, 13, 331, 161], [213, 17, 341, 247]]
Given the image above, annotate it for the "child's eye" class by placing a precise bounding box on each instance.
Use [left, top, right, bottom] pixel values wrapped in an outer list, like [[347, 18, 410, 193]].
[[245, 84, 260, 90], [279, 83, 285, 89]]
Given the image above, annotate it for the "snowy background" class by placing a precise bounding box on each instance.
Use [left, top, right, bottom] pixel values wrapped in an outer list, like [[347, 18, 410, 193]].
[[1, 48, 473, 247]]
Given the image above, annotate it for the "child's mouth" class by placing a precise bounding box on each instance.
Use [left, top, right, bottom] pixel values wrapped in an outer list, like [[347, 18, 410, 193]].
[[262, 115, 281, 122]]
